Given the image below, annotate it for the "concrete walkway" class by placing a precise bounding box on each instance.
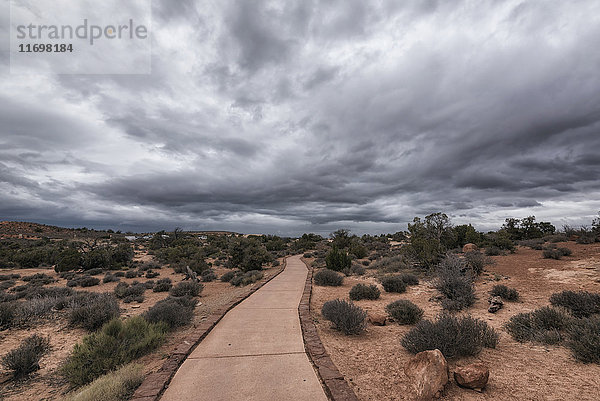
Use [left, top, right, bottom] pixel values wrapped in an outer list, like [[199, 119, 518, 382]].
[[161, 255, 328, 401]]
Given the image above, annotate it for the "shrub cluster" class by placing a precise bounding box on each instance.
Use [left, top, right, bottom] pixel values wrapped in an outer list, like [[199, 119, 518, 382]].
[[325, 247, 352, 272], [542, 247, 572, 260], [62, 316, 167, 386], [341, 263, 366, 277], [321, 299, 366, 335], [220, 270, 237, 283], [549, 290, 600, 318], [435, 255, 475, 311], [201, 269, 218, 282], [386, 300, 423, 325], [63, 363, 144, 401], [144, 296, 196, 328], [152, 278, 172, 292], [314, 269, 344, 287], [169, 281, 203, 297], [567, 316, 600, 363], [490, 284, 519, 301], [505, 306, 573, 344], [69, 292, 120, 331], [114, 281, 146, 303], [230, 270, 263, 287], [1, 334, 51, 378], [349, 284, 380, 301], [401, 314, 499, 358], [381, 276, 407, 293]]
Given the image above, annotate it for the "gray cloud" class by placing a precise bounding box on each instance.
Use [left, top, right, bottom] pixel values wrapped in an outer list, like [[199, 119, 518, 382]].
[[1, 0, 600, 235]]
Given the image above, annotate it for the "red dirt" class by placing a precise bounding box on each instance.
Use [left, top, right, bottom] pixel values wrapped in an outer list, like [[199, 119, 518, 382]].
[[310, 242, 600, 401]]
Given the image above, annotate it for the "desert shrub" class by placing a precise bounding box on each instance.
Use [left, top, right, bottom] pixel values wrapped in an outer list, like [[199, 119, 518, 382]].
[[0, 302, 16, 330], [401, 314, 499, 358], [79, 276, 100, 288], [381, 276, 407, 293], [303, 253, 313, 258], [22, 273, 54, 285], [1, 334, 51, 378], [25, 286, 74, 300], [152, 278, 172, 292], [386, 300, 423, 325], [114, 282, 146, 299], [0, 280, 16, 290], [321, 299, 366, 335], [567, 316, 600, 363], [342, 263, 366, 276], [558, 247, 572, 256], [63, 363, 144, 401], [86, 268, 104, 276], [371, 255, 410, 272], [349, 244, 368, 259], [220, 270, 237, 283], [485, 246, 502, 256], [103, 273, 119, 283], [69, 293, 120, 331], [545, 234, 569, 243], [490, 284, 519, 301], [143, 281, 155, 289], [230, 270, 263, 287], [399, 273, 419, 286], [124, 270, 138, 279], [464, 251, 488, 275], [325, 247, 352, 272], [518, 238, 545, 249], [201, 269, 217, 282], [349, 284, 380, 301], [0, 274, 14, 281], [114, 271, 125, 277], [123, 294, 144, 304], [169, 281, 203, 297], [435, 255, 475, 311], [14, 297, 57, 324], [62, 316, 167, 386], [272, 259, 281, 267], [549, 290, 600, 318], [145, 271, 159, 279], [313, 269, 344, 287], [67, 280, 78, 287], [361, 260, 370, 266], [144, 296, 196, 328], [505, 306, 573, 344], [543, 247, 571, 259]]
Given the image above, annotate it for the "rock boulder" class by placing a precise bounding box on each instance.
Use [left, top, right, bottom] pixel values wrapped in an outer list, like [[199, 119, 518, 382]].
[[404, 349, 448, 400]]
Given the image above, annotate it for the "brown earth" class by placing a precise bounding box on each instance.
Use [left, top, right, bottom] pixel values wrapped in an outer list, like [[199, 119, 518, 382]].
[[310, 242, 600, 401], [0, 249, 282, 401]]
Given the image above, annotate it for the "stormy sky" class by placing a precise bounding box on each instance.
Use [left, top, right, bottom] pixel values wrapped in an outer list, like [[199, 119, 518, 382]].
[[1, 0, 600, 236]]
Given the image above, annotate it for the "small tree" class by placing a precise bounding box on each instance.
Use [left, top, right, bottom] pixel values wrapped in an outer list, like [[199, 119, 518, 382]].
[[325, 246, 351, 272]]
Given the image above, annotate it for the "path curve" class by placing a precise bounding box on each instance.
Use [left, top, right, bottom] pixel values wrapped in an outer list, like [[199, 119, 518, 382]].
[[161, 255, 328, 401]]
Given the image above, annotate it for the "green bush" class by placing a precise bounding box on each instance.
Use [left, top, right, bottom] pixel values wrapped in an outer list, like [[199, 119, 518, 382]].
[[505, 306, 573, 344], [62, 316, 167, 386], [567, 316, 600, 363], [201, 269, 217, 282], [79, 276, 101, 288], [341, 263, 366, 276], [349, 284, 380, 300], [371, 255, 410, 272], [63, 363, 144, 401], [386, 300, 423, 325], [69, 293, 120, 331], [381, 276, 407, 293], [464, 251, 488, 275], [102, 273, 119, 283], [490, 284, 519, 301], [321, 299, 366, 335], [230, 270, 263, 287], [401, 314, 499, 358], [399, 273, 419, 286], [169, 281, 203, 297], [325, 247, 352, 272], [435, 256, 475, 311], [0, 302, 16, 330], [549, 290, 600, 318], [1, 334, 51, 378], [144, 296, 196, 328], [314, 269, 344, 286], [152, 278, 172, 292], [485, 246, 502, 256], [114, 282, 146, 299], [220, 270, 237, 282]]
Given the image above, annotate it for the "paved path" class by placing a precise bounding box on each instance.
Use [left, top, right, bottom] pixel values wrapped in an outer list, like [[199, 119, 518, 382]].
[[161, 255, 328, 401]]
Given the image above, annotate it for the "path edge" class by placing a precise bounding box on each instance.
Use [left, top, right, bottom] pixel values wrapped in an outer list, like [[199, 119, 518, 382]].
[[299, 258, 360, 401], [131, 258, 288, 401]]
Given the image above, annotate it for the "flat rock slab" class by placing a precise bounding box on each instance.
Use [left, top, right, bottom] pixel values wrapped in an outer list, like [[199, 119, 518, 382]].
[[161, 255, 327, 401]]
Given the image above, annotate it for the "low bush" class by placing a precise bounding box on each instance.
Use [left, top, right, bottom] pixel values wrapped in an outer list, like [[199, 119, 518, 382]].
[[349, 284, 380, 300], [124, 270, 138, 279], [14, 297, 57, 325], [401, 314, 499, 358], [342, 263, 366, 277], [220, 270, 237, 283], [464, 251, 488, 275], [145, 271, 159, 279], [152, 278, 172, 292], [79, 276, 100, 288], [62, 316, 167, 386], [567, 316, 600, 363], [518, 239, 545, 250], [381, 276, 407, 293], [103, 273, 120, 283], [371, 255, 411, 273], [435, 256, 475, 311], [505, 306, 573, 344], [69, 293, 120, 331], [144, 296, 196, 328], [321, 299, 366, 335], [201, 269, 218, 282], [549, 290, 600, 318], [485, 246, 502, 256], [386, 300, 423, 325], [114, 282, 146, 299], [490, 284, 519, 301], [63, 363, 144, 401], [325, 247, 352, 272], [314, 270, 344, 287], [230, 270, 263, 287], [1, 334, 51, 378], [86, 268, 104, 276], [22, 273, 54, 285], [0, 280, 15, 290], [543, 247, 572, 260], [0, 302, 16, 330], [399, 273, 419, 286], [169, 281, 203, 297]]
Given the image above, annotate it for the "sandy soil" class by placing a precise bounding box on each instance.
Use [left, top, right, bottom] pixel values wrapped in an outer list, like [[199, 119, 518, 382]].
[[310, 243, 600, 401], [0, 250, 283, 401]]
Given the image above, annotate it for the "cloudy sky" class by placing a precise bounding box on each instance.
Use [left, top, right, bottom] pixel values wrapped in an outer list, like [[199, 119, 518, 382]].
[[1, 0, 600, 236]]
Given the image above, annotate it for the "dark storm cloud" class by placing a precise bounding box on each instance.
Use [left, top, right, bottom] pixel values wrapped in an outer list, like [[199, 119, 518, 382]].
[[2, 0, 600, 234]]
